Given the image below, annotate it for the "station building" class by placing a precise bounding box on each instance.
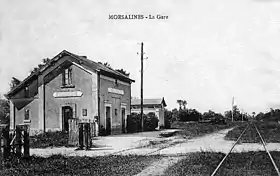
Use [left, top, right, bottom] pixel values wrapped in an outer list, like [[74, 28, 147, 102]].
[[5, 50, 135, 135]]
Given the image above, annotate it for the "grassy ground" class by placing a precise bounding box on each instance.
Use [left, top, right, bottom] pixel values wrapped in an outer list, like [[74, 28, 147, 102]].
[[163, 151, 280, 176], [0, 154, 162, 176], [172, 121, 245, 139], [225, 121, 280, 143]]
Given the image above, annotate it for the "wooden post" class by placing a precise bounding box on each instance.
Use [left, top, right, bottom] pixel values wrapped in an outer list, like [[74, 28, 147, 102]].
[[9, 131, 15, 153], [15, 126, 22, 157], [23, 125, 30, 158], [3, 125, 10, 159]]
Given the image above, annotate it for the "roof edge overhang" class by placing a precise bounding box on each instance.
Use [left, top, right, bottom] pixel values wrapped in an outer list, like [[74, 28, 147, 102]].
[[99, 69, 135, 83], [6, 50, 135, 98], [6, 72, 38, 99]]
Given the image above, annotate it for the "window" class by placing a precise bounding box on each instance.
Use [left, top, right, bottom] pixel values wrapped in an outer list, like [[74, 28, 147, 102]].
[[82, 109, 87, 116], [24, 109, 30, 120], [62, 68, 72, 86], [115, 109, 118, 116]]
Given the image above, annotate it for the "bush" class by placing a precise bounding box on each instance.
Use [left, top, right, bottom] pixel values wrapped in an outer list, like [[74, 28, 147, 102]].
[[0, 98, 10, 124], [30, 131, 72, 148], [178, 109, 201, 122], [126, 113, 142, 133], [144, 112, 159, 131], [99, 125, 107, 136], [164, 109, 172, 129], [126, 113, 159, 133]]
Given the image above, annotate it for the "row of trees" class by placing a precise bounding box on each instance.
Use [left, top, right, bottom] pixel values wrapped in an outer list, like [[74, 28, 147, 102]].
[[255, 108, 280, 122], [126, 112, 159, 133], [164, 100, 250, 128]]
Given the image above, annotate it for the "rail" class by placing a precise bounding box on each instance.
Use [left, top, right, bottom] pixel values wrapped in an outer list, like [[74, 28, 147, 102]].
[[210, 122, 280, 176]]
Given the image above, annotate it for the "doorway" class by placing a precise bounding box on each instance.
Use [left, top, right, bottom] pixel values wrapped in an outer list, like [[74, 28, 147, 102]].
[[112, 98, 121, 134], [105, 106, 111, 135], [62, 106, 73, 131], [121, 108, 126, 133]]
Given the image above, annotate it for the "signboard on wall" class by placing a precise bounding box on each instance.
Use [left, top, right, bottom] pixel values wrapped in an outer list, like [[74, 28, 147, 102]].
[[108, 88, 124, 95], [53, 91, 83, 98]]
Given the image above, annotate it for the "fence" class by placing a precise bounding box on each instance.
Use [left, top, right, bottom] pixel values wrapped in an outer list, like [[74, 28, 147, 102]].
[[68, 118, 98, 149], [0, 124, 10, 159], [0, 124, 30, 160]]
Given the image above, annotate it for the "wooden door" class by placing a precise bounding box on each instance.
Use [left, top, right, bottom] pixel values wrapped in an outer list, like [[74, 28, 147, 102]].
[[121, 108, 126, 133], [105, 106, 111, 135], [112, 98, 121, 133], [62, 106, 73, 131]]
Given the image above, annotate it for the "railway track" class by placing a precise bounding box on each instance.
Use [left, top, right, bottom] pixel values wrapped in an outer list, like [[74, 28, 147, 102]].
[[105, 122, 280, 175], [210, 121, 280, 176]]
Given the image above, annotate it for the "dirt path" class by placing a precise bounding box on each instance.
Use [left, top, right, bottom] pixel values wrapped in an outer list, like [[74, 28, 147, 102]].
[[31, 127, 280, 157], [157, 127, 280, 155], [30, 127, 280, 176], [132, 128, 235, 176], [134, 156, 183, 176], [133, 127, 280, 176]]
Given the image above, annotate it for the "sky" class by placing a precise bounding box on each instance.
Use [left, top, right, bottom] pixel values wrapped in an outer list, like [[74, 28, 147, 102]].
[[0, 0, 280, 114]]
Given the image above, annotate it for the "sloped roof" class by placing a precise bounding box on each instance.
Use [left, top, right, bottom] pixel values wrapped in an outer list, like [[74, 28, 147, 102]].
[[131, 98, 167, 107], [6, 50, 134, 98]]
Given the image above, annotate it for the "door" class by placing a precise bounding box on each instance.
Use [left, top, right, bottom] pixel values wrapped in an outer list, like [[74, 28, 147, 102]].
[[112, 98, 121, 133], [121, 108, 126, 133], [62, 106, 73, 131], [105, 106, 111, 135]]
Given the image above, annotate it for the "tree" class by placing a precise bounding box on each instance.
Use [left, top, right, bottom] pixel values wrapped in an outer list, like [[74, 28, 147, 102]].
[[171, 108, 179, 121], [256, 112, 265, 121], [202, 110, 216, 121], [177, 100, 182, 110], [232, 105, 242, 121], [224, 110, 232, 120], [164, 109, 173, 129], [30, 58, 51, 74], [99, 62, 112, 68], [178, 109, 201, 122], [224, 105, 247, 121], [9, 77, 21, 90], [0, 98, 10, 124], [202, 110, 226, 124], [182, 100, 187, 109], [116, 68, 130, 77], [99, 62, 130, 76]]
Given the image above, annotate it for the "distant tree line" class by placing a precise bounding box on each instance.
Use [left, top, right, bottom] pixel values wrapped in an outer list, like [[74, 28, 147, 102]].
[[164, 100, 250, 128], [255, 108, 280, 122]]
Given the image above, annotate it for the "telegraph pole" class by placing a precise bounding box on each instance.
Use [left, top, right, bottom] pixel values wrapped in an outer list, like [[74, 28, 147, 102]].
[[141, 42, 144, 132]]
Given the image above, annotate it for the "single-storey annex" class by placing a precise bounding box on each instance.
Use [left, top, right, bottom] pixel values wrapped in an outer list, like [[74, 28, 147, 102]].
[[131, 98, 167, 129], [5, 50, 135, 135]]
